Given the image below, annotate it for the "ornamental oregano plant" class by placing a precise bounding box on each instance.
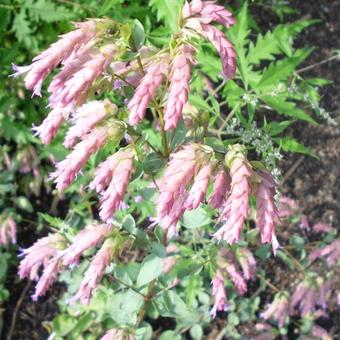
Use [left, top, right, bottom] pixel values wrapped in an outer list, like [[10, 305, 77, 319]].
[[11, 0, 339, 339]]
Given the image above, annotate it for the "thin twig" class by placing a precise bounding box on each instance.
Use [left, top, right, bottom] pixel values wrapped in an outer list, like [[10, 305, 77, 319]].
[[7, 281, 31, 340], [296, 54, 340, 74], [281, 155, 304, 185]]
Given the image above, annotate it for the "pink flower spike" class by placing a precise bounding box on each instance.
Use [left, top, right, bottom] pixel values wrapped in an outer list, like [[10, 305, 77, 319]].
[[225, 262, 247, 295], [164, 45, 196, 130], [70, 238, 115, 305], [256, 170, 280, 254], [64, 100, 117, 148], [200, 1, 236, 28], [49, 46, 116, 109], [0, 216, 17, 246], [32, 258, 61, 301], [33, 105, 71, 144], [185, 163, 212, 210], [214, 147, 252, 244], [96, 148, 135, 222], [260, 293, 289, 328], [11, 21, 97, 96], [313, 222, 334, 233], [209, 168, 231, 209], [237, 247, 256, 281], [18, 233, 65, 281], [128, 60, 169, 125], [200, 24, 236, 79], [210, 270, 228, 318], [51, 126, 109, 191], [62, 223, 112, 267]]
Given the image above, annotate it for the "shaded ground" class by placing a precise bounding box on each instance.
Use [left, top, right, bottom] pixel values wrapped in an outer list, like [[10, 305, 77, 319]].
[[2, 1, 339, 339]]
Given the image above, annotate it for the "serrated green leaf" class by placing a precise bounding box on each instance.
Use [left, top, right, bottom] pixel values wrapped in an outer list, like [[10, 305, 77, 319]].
[[248, 31, 281, 64], [149, 0, 182, 32], [262, 95, 316, 124], [257, 49, 313, 89], [25, 0, 73, 23], [275, 137, 316, 157], [229, 1, 250, 49]]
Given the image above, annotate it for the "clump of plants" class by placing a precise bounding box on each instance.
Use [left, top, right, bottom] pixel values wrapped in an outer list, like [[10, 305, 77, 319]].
[[9, 0, 339, 339]]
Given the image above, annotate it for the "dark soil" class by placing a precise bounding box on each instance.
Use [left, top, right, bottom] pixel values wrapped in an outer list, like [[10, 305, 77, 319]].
[[2, 1, 339, 339]]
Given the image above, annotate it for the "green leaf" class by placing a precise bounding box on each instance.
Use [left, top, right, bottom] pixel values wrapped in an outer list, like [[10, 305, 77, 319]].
[[229, 1, 250, 49], [136, 322, 153, 340], [204, 137, 226, 153], [11, 9, 36, 50], [247, 31, 281, 64], [149, 0, 182, 32], [131, 19, 145, 50], [72, 313, 94, 336], [182, 207, 211, 229], [159, 331, 182, 340], [142, 152, 167, 175], [256, 49, 313, 89], [52, 314, 77, 337], [15, 196, 33, 213], [25, 0, 73, 23], [262, 95, 316, 124], [266, 120, 294, 136], [136, 254, 164, 287], [275, 137, 316, 157], [110, 289, 144, 325], [190, 324, 203, 340]]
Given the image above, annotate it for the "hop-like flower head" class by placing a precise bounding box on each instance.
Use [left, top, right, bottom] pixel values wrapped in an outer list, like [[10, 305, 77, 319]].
[[32, 258, 61, 301], [0, 216, 17, 246], [128, 60, 169, 125], [19, 233, 65, 281], [256, 170, 280, 254], [210, 270, 228, 318], [214, 145, 252, 244], [64, 100, 117, 148], [11, 20, 97, 96], [62, 223, 112, 266], [70, 238, 116, 304], [89, 147, 135, 222], [164, 45, 196, 130], [260, 292, 289, 328], [156, 144, 213, 233], [209, 167, 231, 209]]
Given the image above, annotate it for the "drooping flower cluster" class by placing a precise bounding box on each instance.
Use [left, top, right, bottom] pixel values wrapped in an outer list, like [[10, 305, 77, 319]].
[[210, 270, 228, 318], [156, 143, 214, 235], [182, 0, 236, 79], [18, 223, 119, 302], [90, 146, 136, 222], [126, 0, 237, 129], [260, 292, 289, 328], [308, 240, 340, 268], [214, 146, 252, 244], [0, 215, 17, 246], [210, 247, 256, 318], [256, 170, 280, 253], [290, 276, 337, 317]]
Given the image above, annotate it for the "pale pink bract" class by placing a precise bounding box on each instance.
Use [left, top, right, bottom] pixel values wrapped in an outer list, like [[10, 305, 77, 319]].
[[210, 270, 228, 318], [164, 45, 196, 130], [128, 60, 169, 125], [256, 170, 280, 254], [11, 21, 97, 96], [214, 149, 252, 244], [62, 223, 112, 266]]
